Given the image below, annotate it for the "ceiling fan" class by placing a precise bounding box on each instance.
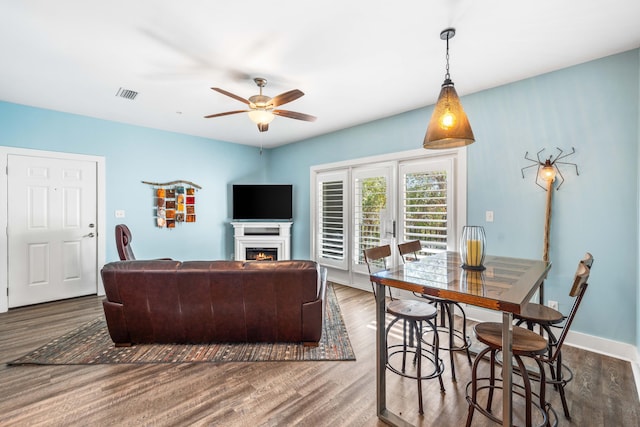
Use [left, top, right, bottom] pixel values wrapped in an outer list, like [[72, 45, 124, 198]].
[[204, 77, 317, 132]]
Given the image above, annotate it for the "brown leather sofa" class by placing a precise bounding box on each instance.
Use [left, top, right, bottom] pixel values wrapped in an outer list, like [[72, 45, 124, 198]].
[[101, 260, 327, 347]]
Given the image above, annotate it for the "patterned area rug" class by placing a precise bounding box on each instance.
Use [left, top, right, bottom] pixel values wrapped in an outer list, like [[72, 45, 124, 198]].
[[8, 285, 355, 365]]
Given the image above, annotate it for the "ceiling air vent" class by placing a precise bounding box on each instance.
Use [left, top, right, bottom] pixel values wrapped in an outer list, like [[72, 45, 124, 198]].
[[115, 87, 138, 100]]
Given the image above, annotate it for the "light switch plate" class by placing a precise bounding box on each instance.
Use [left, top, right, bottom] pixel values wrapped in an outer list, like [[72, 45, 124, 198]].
[[485, 211, 494, 222], [115, 210, 125, 218]]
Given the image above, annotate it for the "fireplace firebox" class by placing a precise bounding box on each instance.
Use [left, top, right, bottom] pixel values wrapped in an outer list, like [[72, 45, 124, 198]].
[[246, 247, 278, 261]]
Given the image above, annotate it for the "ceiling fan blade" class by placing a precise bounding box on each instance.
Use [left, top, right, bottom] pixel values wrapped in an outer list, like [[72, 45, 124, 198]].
[[273, 109, 317, 122], [204, 110, 248, 118], [211, 87, 251, 105], [269, 89, 304, 107]]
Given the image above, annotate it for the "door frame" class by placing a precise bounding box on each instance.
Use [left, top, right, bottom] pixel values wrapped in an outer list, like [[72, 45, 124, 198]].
[[0, 147, 106, 313]]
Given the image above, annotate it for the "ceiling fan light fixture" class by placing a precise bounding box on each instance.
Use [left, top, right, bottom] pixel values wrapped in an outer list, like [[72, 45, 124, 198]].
[[205, 77, 315, 133], [248, 109, 275, 125], [424, 28, 475, 150]]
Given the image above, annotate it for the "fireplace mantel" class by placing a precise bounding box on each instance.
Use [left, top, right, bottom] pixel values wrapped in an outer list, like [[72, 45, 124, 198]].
[[231, 222, 292, 261]]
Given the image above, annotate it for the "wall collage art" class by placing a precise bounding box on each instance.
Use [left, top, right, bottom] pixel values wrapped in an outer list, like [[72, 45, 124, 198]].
[[144, 180, 201, 229]]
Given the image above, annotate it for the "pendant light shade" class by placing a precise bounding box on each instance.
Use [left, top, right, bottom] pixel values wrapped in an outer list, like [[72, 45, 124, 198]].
[[424, 28, 475, 149]]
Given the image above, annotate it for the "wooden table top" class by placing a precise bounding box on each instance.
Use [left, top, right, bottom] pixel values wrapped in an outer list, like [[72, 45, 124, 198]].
[[370, 251, 551, 314]]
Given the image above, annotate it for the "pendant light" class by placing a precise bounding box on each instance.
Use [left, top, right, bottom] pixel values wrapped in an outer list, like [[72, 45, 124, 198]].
[[424, 28, 475, 149]]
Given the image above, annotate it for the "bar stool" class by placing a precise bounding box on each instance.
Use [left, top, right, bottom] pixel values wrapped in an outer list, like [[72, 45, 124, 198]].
[[513, 252, 594, 420], [364, 245, 445, 414], [465, 323, 551, 427], [398, 240, 472, 381]]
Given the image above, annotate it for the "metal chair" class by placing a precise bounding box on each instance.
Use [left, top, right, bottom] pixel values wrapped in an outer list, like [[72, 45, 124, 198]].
[[513, 252, 594, 420], [364, 244, 445, 414], [466, 322, 550, 427], [398, 240, 472, 381]]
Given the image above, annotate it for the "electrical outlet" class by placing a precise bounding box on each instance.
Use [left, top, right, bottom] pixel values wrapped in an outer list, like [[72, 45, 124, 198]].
[[548, 300, 559, 311]]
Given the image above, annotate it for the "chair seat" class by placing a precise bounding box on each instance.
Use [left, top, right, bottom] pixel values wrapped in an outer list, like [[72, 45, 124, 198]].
[[387, 299, 437, 321], [474, 322, 548, 355], [516, 302, 564, 325]]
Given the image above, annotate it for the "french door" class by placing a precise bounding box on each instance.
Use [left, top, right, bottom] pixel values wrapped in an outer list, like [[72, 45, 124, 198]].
[[313, 150, 462, 287]]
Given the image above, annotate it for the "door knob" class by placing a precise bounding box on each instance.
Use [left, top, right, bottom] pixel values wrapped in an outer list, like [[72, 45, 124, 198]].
[[84, 232, 95, 238]]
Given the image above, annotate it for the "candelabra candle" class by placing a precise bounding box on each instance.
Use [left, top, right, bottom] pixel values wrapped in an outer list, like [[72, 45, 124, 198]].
[[460, 226, 486, 270]]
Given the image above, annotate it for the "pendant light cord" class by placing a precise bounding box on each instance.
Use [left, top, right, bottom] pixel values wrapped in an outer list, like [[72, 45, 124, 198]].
[[445, 34, 451, 81]]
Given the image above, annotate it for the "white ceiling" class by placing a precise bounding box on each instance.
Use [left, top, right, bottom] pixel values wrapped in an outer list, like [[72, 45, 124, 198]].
[[1, 1, 639, 148]]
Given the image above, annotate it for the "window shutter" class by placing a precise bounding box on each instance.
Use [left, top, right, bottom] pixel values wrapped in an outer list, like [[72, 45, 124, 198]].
[[315, 171, 348, 269], [400, 159, 453, 256]]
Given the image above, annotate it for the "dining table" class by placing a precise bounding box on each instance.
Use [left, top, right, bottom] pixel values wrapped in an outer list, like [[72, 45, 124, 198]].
[[369, 251, 551, 427]]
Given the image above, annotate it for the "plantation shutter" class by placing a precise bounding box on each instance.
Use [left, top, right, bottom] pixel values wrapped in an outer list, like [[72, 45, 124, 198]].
[[315, 171, 348, 270], [399, 158, 454, 257]]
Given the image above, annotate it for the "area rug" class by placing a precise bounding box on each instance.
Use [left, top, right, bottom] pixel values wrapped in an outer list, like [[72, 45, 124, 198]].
[[8, 285, 355, 365]]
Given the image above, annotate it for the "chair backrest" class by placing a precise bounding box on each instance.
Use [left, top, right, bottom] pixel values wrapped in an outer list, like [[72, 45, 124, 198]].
[[548, 252, 593, 362], [115, 224, 135, 261], [398, 240, 422, 263], [363, 245, 392, 299], [570, 252, 593, 297]]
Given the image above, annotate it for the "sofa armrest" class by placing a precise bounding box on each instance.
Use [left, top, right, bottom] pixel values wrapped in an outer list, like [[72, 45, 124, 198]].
[[102, 300, 131, 347], [302, 265, 328, 346], [317, 265, 328, 303]]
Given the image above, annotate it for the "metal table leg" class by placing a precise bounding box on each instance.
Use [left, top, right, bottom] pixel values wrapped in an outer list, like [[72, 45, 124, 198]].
[[376, 283, 413, 427], [502, 312, 513, 427]]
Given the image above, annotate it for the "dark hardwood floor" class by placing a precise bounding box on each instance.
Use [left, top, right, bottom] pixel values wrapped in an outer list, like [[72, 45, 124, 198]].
[[1, 284, 638, 426]]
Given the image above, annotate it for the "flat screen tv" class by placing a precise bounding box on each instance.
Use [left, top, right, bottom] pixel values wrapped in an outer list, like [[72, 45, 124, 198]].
[[232, 184, 293, 220]]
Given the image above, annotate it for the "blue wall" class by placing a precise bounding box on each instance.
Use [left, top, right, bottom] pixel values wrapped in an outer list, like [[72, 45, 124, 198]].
[[270, 49, 640, 345], [0, 102, 268, 262], [0, 49, 638, 345]]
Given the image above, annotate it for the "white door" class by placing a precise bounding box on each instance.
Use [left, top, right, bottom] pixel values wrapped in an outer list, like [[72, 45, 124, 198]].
[[7, 154, 97, 307]]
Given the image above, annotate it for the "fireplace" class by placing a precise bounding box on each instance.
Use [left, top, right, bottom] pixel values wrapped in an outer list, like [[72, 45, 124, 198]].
[[231, 222, 292, 261], [246, 247, 278, 261]]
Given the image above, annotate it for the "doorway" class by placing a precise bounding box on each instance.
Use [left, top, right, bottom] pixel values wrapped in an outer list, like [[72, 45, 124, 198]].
[[0, 147, 106, 311]]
